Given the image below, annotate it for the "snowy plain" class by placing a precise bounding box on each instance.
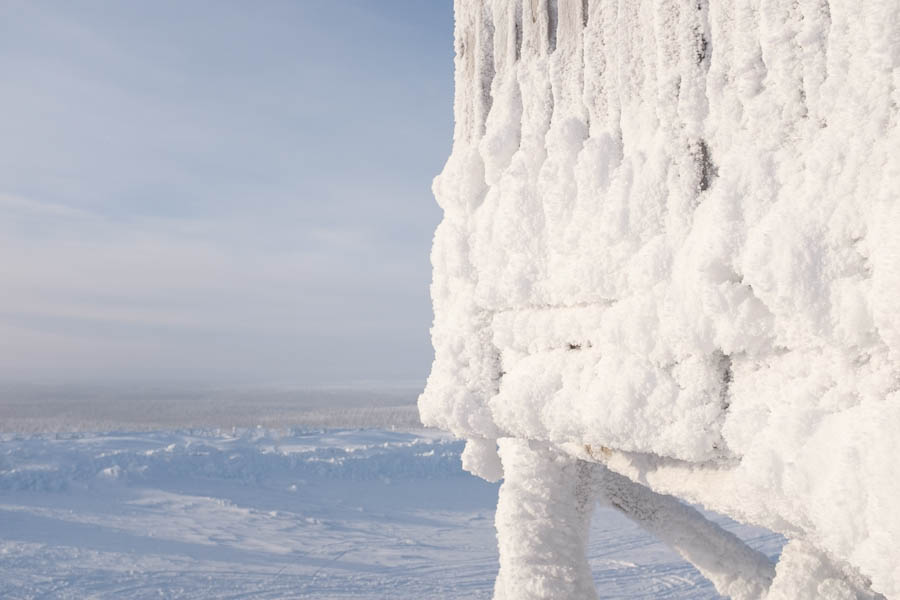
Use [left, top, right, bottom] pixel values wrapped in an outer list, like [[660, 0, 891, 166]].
[[0, 389, 784, 599]]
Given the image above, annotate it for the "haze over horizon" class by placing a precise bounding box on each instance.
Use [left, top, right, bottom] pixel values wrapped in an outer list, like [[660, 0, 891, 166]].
[[0, 1, 453, 387]]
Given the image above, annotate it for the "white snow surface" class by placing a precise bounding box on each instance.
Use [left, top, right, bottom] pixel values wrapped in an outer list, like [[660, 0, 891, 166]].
[[419, 0, 899, 597], [0, 427, 784, 599]]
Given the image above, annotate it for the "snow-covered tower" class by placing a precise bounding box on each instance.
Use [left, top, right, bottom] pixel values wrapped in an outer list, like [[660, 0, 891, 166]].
[[420, 0, 900, 598]]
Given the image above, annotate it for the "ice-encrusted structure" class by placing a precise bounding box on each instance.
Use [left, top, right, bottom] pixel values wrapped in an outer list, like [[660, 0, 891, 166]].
[[419, 0, 900, 598]]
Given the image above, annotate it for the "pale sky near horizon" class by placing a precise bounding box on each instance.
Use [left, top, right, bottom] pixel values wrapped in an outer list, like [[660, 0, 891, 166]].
[[0, 1, 454, 387]]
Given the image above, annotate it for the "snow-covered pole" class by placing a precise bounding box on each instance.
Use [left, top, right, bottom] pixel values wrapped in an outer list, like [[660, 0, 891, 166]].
[[597, 464, 775, 600], [493, 439, 599, 600]]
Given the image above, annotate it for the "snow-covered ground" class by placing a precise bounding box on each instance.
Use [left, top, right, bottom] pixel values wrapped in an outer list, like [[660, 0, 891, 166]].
[[0, 422, 783, 598]]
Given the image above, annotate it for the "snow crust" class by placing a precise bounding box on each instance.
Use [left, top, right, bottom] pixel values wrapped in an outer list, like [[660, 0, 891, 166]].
[[419, 0, 899, 597]]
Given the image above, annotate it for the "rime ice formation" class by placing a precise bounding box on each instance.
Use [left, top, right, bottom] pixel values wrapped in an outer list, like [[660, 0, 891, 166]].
[[419, 0, 900, 598]]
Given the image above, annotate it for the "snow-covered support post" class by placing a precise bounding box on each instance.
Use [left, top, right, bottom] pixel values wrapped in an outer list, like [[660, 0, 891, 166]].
[[597, 465, 775, 600], [766, 540, 887, 600], [493, 438, 599, 600], [492, 443, 776, 600]]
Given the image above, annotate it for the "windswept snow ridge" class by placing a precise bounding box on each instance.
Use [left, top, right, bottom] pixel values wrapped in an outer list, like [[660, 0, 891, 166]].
[[0, 429, 463, 492], [420, 0, 899, 597]]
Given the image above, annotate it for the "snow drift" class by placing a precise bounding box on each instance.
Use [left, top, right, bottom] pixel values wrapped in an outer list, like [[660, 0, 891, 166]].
[[419, 0, 899, 597]]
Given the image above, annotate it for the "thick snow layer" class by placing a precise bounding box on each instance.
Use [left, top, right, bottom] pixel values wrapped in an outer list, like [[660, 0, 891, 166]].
[[419, 0, 899, 597], [0, 428, 784, 599]]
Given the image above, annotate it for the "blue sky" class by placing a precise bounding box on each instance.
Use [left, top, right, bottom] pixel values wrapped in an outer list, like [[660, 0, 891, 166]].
[[0, 1, 453, 386]]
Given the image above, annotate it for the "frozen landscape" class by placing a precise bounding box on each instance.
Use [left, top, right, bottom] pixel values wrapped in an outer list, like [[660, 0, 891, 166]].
[[2, 0, 897, 596], [0, 399, 784, 599]]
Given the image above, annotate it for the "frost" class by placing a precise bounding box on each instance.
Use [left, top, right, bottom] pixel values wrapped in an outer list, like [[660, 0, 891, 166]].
[[420, 0, 900, 597]]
